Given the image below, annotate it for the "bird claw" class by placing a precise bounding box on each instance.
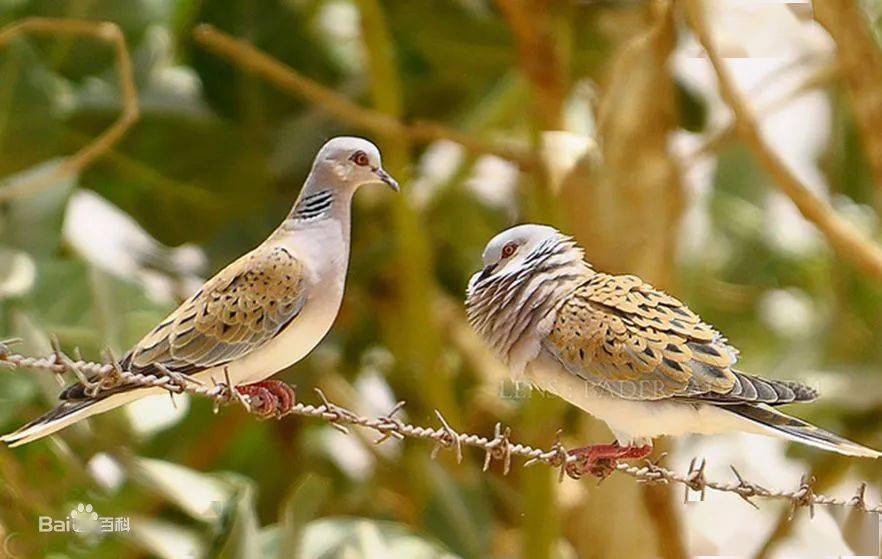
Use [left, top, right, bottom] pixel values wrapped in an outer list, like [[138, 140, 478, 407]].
[[236, 385, 276, 417], [566, 443, 653, 480], [566, 454, 617, 480], [236, 380, 296, 418]]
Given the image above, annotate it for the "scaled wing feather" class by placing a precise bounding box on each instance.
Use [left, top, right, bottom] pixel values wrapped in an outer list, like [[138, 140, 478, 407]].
[[61, 244, 307, 400], [544, 273, 739, 400], [129, 245, 306, 372]]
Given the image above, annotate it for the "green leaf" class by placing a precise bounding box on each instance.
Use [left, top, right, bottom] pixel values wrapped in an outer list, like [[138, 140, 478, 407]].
[[7, 310, 59, 405], [422, 462, 492, 559], [189, 0, 340, 124], [0, 359, 38, 426], [211, 473, 261, 559], [0, 158, 76, 256], [278, 474, 331, 559], [17, 257, 170, 354], [299, 517, 461, 559], [128, 517, 206, 559], [129, 457, 237, 523]]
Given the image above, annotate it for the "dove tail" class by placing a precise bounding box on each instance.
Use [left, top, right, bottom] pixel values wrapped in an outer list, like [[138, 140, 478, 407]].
[[1, 390, 146, 448], [727, 404, 881, 458]]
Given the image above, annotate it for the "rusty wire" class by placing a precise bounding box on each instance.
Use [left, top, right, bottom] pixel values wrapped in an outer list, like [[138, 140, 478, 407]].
[[1, 338, 879, 515]]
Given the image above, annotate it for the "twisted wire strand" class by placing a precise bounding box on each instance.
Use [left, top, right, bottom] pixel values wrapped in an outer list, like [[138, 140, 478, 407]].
[[0, 339, 878, 515]]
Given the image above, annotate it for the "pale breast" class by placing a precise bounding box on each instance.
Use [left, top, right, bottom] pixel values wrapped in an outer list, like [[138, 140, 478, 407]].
[[524, 351, 757, 445], [197, 221, 349, 385]]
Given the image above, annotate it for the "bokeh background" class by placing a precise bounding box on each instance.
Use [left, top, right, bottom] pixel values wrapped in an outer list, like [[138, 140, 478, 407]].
[[1, 0, 881, 557]]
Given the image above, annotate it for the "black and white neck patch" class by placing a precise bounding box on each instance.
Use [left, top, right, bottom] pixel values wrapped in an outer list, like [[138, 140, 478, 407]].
[[291, 189, 334, 221]]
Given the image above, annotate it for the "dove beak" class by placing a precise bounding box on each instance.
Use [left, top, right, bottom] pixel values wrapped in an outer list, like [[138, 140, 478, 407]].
[[373, 167, 399, 192], [477, 264, 496, 283]]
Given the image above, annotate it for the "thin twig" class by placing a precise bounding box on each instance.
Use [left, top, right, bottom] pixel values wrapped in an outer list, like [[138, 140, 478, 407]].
[[684, 0, 882, 283], [2, 339, 880, 516], [814, 0, 882, 201], [684, 62, 838, 162], [0, 18, 140, 202], [494, 0, 567, 129], [191, 24, 536, 171]]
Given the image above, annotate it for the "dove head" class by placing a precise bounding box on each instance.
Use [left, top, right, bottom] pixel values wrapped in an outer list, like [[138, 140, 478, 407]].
[[466, 224, 589, 371], [310, 136, 399, 192], [471, 224, 579, 288]]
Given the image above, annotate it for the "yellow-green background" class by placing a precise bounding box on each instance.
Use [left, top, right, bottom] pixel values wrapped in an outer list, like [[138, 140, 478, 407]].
[[0, 1, 881, 558]]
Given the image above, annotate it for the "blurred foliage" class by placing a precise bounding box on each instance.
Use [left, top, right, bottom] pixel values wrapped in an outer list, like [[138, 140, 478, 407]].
[[0, 1, 882, 558]]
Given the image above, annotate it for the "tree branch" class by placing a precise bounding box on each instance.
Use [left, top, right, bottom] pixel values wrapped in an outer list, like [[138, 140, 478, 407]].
[[494, 0, 567, 130], [191, 24, 537, 171], [0, 18, 140, 202], [684, 61, 837, 162], [684, 0, 882, 283], [813, 0, 882, 205]]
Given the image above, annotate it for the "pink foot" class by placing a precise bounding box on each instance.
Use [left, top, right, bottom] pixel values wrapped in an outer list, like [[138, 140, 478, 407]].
[[566, 442, 653, 479], [236, 380, 296, 417]]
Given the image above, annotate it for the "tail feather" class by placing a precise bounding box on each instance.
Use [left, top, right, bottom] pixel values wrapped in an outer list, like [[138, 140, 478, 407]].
[[1, 389, 147, 447], [692, 371, 818, 406], [728, 403, 881, 458]]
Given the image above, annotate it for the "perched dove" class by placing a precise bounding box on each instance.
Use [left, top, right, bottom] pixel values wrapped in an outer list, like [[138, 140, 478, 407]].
[[466, 224, 880, 476], [3, 137, 398, 447]]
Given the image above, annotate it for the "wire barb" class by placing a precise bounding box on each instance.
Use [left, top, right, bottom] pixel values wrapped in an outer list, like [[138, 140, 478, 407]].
[[683, 457, 708, 503], [790, 475, 817, 520], [633, 452, 670, 487], [373, 401, 407, 445], [313, 388, 354, 435], [0, 338, 20, 360], [729, 465, 762, 510], [849, 482, 868, 512], [545, 430, 571, 483], [432, 410, 463, 463], [482, 423, 513, 475]]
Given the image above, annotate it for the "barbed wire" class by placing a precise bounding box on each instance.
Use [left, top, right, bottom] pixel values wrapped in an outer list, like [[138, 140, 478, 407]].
[[1, 338, 879, 516]]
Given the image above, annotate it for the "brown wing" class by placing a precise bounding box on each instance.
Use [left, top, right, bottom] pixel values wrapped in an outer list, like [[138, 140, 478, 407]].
[[544, 273, 740, 400], [126, 244, 306, 373], [60, 243, 307, 401]]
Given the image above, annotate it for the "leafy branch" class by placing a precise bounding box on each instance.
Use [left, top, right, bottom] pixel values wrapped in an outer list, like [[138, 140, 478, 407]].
[[191, 24, 537, 171], [685, 0, 882, 283], [0, 18, 140, 202]]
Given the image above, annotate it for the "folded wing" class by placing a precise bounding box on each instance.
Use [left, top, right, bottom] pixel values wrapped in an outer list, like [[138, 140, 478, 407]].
[[543, 273, 813, 404], [61, 244, 307, 400]]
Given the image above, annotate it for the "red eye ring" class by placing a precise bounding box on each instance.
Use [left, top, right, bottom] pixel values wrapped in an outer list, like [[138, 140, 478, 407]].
[[501, 242, 517, 258], [352, 151, 369, 166]]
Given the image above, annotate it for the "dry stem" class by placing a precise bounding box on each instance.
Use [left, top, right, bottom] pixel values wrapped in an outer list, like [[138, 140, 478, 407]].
[[191, 24, 536, 171], [0, 18, 139, 202], [685, 0, 882, 283]]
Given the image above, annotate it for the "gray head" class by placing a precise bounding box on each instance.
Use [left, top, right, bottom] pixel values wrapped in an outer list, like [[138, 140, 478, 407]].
[[471, 224, 563, 288], [466, 224, 589, 371], [310, 136, 399, 192]]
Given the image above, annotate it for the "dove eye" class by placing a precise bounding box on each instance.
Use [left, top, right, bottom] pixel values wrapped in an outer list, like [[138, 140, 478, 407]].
[[501, 242, 518, 258], [351, 151, 370, 166]]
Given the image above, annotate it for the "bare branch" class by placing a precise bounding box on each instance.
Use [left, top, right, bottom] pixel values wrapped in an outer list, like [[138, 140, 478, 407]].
[[2, 338, 880, 516], [494, 0, 567, 129], [685, 0, 882, 283], [684, 61, 838, 162], [191, 24, 537, 171], [814, 0, 882, 202], [0, 18, 140, 202]]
